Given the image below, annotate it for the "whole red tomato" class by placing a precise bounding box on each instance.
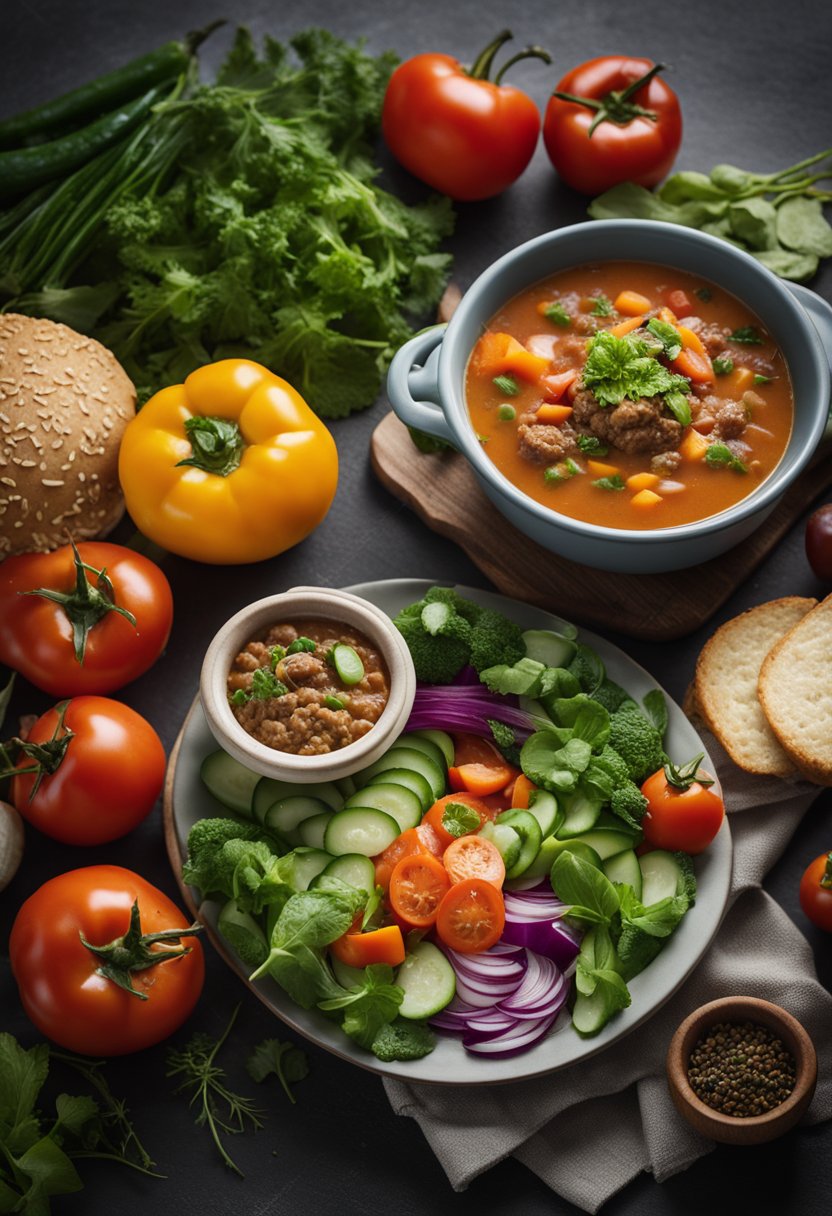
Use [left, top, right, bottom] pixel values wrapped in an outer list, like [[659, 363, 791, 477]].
[[10, 696, 165, 846], [799, 851, 832, 931], [641, 758, 724, 854], [543, 57, 682, 195], [0, 540, 173, 697], [383, 31, 550, 201], [10, 866, 204, 1055]]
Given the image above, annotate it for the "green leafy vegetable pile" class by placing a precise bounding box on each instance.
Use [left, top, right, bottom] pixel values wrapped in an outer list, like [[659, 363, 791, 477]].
[[0, 28, 454, 414], [588, 149, 832, 282], [393, 586, 525, 684]]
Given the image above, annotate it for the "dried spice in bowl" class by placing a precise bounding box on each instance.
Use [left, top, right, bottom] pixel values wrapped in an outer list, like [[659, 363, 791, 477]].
[[687, 1020, 797, 1117]]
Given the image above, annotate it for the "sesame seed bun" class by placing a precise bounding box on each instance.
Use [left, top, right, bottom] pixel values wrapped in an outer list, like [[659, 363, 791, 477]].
[[0, 313, 136, 556]]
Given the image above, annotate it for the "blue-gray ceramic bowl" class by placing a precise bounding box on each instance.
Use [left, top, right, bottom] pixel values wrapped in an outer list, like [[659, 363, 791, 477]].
[[387, 220, 832, 574]]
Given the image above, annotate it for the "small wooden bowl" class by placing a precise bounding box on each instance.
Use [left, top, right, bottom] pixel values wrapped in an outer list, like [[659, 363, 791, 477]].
[[666, 996, 817, 1145]]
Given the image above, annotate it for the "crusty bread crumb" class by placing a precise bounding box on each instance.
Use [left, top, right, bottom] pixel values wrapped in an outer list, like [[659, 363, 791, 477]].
[[0, 313, 135, 556], [694, 597, 817, 777], [758, 593, 832, 785]]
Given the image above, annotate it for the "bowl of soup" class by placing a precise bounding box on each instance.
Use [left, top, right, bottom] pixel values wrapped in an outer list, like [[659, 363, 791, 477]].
[[387, 220, 832, 573]]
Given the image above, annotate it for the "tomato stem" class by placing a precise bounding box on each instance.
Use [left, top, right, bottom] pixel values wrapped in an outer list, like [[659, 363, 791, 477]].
[[494, 45, 552, 86], [80, 898, 203, 1000], [22, 538, 137, 664], [663, 752, 714, 791], [467, 30, 513, 81], [552, 62, 667, 137], [0, 699, 74, 796], [821, 852, 832, 891]]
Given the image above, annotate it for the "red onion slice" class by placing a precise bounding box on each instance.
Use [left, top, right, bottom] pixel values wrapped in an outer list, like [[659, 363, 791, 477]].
[[463, 1013, 557, 1058], [498, 950, 568, 1021]]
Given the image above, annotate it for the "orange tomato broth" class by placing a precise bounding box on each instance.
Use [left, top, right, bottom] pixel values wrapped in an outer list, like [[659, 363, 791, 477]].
[[465, 262, 793, 531]]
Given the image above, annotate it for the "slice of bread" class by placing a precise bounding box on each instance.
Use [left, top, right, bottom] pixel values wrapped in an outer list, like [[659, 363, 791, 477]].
[[694, 597, 817, 777], [758, 593, 832, 785]]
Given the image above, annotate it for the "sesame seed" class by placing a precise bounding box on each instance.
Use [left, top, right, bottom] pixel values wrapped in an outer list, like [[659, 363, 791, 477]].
[[42, 479, 65, 487]]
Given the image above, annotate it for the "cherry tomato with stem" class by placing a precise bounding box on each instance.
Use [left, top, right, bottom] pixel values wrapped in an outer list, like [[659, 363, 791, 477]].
[[382, 30, 551, 201], [10, 865, 204, 1055], [5, 695, 166, 846], [640, 754, 724, 854], [543, 57, 682, 195], [799, 851, 832, 931], [0, 539, 173, 697]]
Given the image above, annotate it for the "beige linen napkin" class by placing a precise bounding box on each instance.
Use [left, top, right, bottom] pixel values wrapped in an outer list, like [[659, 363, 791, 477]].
[[384, 733, 832, 1213]]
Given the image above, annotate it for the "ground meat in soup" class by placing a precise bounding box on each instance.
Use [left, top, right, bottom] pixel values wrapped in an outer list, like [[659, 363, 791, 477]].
[[518, 415, 579, 463], [571, 389, 683, 455], [227, 619, 390, 755]]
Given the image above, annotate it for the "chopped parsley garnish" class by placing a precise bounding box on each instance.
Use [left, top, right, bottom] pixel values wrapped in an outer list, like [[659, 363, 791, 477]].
[[477, 433, 490, 444], [286, 636, 316, 655], [591, 295, 614, 316], [754, 373, 773, 385], [441, 802, 482, 838], [712, 356, 734, 375], [695, 286, 713, 302], [729, 326, 764, 345], [581, 329, 690, 407], [646, 317, 683, 360], [705, 443, 748, 473], [493, 374, 519, 396], [269, 645, 286, 669], [544, 458, 582, 484], [230, 668, 289, 705], [497, 404, 516, 421], [577, 434, 609, 456], [592, 474, 626, 491], [544, 302, 571, 327]]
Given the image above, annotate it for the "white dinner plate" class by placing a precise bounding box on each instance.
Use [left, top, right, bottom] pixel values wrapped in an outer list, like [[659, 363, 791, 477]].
[[165, 579, 732, 1085]]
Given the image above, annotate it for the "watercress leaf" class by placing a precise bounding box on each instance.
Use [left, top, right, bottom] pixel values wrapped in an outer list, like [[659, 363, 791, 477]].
[[776, 196, 832, 257], [520, 731, 584, 793], [728, 197, 779, 250], [658, 171, 730, 204], [331, 965, 403, 1050], [551, 851, 620, 925], [588, 182, 678, 223], [642, 690, 668, 738], [752, 248, 820, 282], [709, 163, 761, 195], [547, 694, 611, 748], [15, 1133, 84, 1201]]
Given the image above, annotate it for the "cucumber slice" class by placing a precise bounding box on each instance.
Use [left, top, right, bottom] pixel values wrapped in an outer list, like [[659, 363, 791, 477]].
[[200, 750, 259, 816], [318, 853, 376, 894], [565, 827, 636, 861], [252, 776, 343, 822], [357, 746, 445, 802], [344, 783, 422, 832], [297, 811, 334, 850], [603, 849, 643, 898], [289, 847, 332, 890], [395, 732, 448, 773], [479, 820, 522, 870], [593, 809, 642, 839], [572, 985, 612, 1037], [409, 729, 454, 769], [366, 767, 433, 813], [639, 850, 684, 906], [496, 808, 542, 878], [545, 837, 603, 871], [217, 900, 268, 968], [396, 941, 456, 1019], [265, 795, 331, 843], [324, 808, 400, 857], [330, 643, 364, 685], [521, 629, 576, 669], [526, 790, 560, 838], [557, 792, 603, 837], [335, 775, 357, 799], [502, 834, 562, 890]]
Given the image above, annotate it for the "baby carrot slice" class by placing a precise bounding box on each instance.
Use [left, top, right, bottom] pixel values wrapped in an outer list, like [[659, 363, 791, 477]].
[[388, 853, 450, 927], [614, 290, 652, 316], [608, 314, 646, 338], [536, 403, 573, 425], [443, 835, 506, 889], [330, 924, 406, 968], [587, 458, 621, 479]]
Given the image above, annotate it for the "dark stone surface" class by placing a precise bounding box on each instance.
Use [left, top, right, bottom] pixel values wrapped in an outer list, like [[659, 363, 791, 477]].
[[0, 2, 830, 1213]]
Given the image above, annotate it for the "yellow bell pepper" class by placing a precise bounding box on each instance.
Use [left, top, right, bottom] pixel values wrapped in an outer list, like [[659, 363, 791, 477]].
[[118, 359, 338, 564]]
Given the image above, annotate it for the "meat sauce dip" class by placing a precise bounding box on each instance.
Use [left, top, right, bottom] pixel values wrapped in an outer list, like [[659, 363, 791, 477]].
[[227, 619, 390, 755], [465, 262, 793, 530]]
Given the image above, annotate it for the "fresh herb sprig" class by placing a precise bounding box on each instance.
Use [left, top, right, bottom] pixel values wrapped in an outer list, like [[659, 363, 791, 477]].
[[166, 1005, 264, 1177], [246, 1038, 309, 1104], [588, 148, 832, 282]]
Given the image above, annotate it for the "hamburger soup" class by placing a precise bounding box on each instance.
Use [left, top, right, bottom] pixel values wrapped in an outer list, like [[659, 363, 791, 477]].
[[465, 262, 793, 530], [227, 619, 390, 755]]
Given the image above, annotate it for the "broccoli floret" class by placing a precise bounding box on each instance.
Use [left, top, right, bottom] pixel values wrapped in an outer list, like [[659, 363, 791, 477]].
[[183, 818, 271, 900], [616, 924, 664, 982], [592, 679, 632, 714], [469, 608, 526, 674], [186, 817, 264, 863], [608, 702, 666, 783], [593, 744, 631, 791], [371, 1019, 435, 1062], [609, 782, 649, 832], [394, 610, 471, 683], [423, 585, 482, 624], [488, 718, 521, 766], [673, 851, 697, 905]]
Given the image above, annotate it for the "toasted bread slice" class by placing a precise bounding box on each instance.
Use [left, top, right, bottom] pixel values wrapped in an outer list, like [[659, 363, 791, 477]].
[[758, 593, 832, 785], [694, 597, 817, 776]]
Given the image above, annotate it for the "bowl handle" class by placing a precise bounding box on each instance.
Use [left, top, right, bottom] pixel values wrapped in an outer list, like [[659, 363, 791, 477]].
[[787, 282, 832, 441], [386, 325, 455, 445]]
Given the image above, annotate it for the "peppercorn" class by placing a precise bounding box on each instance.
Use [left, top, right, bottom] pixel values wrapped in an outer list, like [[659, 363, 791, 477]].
[[687, 1020, 796, 1117]]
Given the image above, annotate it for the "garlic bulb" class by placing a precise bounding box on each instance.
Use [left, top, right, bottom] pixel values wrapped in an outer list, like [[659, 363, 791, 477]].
[[0, 801, 23, 891]]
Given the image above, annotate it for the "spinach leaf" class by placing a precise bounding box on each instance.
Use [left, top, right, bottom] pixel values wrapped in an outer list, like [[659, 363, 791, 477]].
[[776, 196, 832, 256], [728, 197, 779, 250], [753, 248, 820, 281], [551, 851, 621, 926], [641, 690, 668, 738]]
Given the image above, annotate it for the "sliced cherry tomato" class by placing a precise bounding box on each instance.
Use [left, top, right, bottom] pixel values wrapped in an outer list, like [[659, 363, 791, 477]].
[[423, 792, 494, 849], [543, 58, 682, 196], [435, 879, 506, 953], [382, 32, 550, 201], [641, 760, 724, 854], [330, 924, 406, 968], [374, 823, 443, 891], [799, 852, 832, 932], [449, 732, 517, 796], [8, 696, 166, 846], [9, 865, 204, 1055], [388, 853, 451, 927], [0, 541, 173, 697], [511, 774, 538, 809], [443, 835, 506, 888]]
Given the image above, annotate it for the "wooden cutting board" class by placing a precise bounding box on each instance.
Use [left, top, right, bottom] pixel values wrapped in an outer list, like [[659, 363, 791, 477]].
[[371, 411, 832, 641]]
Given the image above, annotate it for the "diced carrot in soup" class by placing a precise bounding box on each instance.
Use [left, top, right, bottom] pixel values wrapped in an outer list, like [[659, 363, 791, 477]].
[[631, 488, 663, 508], [725, 366, 755, 394], [614, 290, 652, 315], [679, 429, 710, 461], [536, 403, 573, 425], [587, 459, 621, 478], [541, 369, 578, 400], [626, 472, 660, 492], [609, 315, 646, 338]]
